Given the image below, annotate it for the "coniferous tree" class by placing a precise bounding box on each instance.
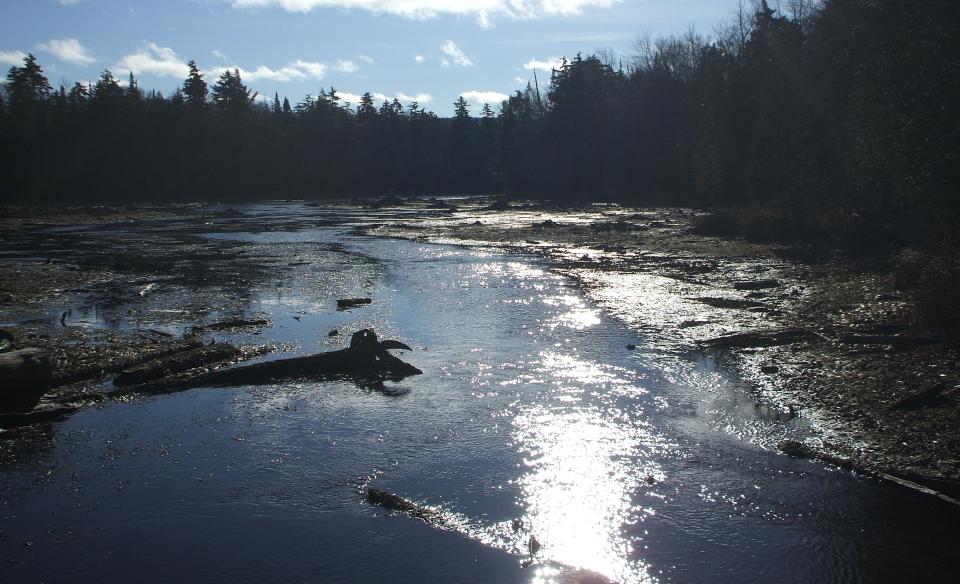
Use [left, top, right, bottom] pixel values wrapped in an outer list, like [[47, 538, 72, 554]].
[[5, 53, 52, 118], [182, 61, 208, 110], [211, 69, 254, 114]]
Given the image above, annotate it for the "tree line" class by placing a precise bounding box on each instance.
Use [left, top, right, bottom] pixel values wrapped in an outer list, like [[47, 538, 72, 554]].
[[1, 0, 958, 249]]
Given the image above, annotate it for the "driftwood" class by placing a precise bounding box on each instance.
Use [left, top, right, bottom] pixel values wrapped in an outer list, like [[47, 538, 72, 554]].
[[695, 297, 765, 309], [889, 382, 951, 411], [337, 298, 372, 310], [0, 403, 77, 429], [701, 328, 818, 350], [199, 318, 270, 331], [839, 334, 937, 347], [113, 343, 241, 387], [778, 439, 960, 509], [733, 279, 780, 290], [123, 329, 420, 393]]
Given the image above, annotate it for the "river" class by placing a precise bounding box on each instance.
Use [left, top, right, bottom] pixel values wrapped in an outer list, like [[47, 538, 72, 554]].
[[0, 203, 955, 583]]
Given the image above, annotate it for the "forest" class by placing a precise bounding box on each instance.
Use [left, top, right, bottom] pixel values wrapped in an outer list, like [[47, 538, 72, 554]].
[[1, 0, 958, 254]]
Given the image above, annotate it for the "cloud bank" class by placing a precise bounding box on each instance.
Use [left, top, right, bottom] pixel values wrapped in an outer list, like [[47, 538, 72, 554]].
[[225, 0, 618, 24]]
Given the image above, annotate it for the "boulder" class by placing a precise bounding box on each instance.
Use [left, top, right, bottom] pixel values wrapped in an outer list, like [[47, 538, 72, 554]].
[[0, 348, 53, 412]]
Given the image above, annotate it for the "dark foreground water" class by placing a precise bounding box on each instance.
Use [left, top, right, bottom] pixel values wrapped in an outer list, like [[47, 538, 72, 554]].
[[1, 203, 956, 583]]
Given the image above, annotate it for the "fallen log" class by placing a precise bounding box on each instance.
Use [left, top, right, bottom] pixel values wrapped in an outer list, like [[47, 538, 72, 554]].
[[0, 403, 77, 429], [337, 298, 372, 310], [701, 328, 818, 350], [733, 279, 780, 290], [124, 329, 420, 393], [113, 343, 241, 387], [199, 318, 270, 331], [695, 297, 765, 310], [839, 334, 937, 347], [888, 382, 950, 411]]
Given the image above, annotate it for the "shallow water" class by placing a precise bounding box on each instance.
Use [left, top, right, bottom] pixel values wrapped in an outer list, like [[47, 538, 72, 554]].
[[0, 203, 956, 583]]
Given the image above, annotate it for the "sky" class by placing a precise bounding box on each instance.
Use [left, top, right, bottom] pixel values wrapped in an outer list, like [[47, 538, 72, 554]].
[[1, 1, 737, 116]]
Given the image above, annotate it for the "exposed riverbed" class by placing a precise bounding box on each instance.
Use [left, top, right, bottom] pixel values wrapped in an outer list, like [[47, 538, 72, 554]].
[[0, 202, 957, 583]]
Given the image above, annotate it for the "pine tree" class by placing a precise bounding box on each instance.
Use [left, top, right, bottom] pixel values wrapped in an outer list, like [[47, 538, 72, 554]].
[[182, 60, 208, 110], [211, 69, 254, 114], [5, 53, 52, 117]]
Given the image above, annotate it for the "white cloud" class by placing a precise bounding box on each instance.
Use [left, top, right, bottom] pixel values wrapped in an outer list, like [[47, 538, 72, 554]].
[[513, 76, 526, 85], [114, 43, 189, 77], [338, 91, 362, 105], [523, 57, 564, 72], [0, 50, 27, 66], [206, 57, 363, 83], [39, 38, 95, 65], [58, 0, 84, 5], [332, 59, 358, 73], [397, 92, 432, 104], [224, 1, 618, 25], [356, 55, 374, 64], [207, 61, 325, 82], [441, 40, 472, 67], [460, 90, 508, 106], [338, 91, 433, 107], [414, 54, 425, 63], [213, 49, 229, 61]]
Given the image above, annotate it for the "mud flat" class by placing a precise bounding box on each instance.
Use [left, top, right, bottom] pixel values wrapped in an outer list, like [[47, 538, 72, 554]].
[[0, 203, 382, 431], [359, 200, 960, 487]]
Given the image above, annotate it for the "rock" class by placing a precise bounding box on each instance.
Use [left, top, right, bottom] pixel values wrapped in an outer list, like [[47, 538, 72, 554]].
[[778, 439, 816, 459], [626, 344, 637, 350], [337, 298, 372, 310], [679, 320, 711, 328], [328, 329, 339, 337], [483, 199, 512, 211], [0, 348, 53, 412], [0, 403, 77, 429], [760, 364, 779, 374]]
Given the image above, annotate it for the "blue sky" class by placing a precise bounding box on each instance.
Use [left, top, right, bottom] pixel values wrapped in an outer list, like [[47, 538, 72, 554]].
[[1, 1, 736, 115]]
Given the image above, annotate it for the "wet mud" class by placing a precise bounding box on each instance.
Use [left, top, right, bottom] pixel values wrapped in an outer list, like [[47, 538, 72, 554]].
[[357, 201, 960, 485]]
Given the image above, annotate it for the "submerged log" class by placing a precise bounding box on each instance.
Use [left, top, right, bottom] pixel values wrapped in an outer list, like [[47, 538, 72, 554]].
[[0, 348, 53, 412], [366, 488, 446, 524], [126, 329, 420, 393]]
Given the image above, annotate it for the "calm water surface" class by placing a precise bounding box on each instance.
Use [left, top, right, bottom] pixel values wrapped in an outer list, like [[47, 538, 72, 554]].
[[0, 203, 955, 583]]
